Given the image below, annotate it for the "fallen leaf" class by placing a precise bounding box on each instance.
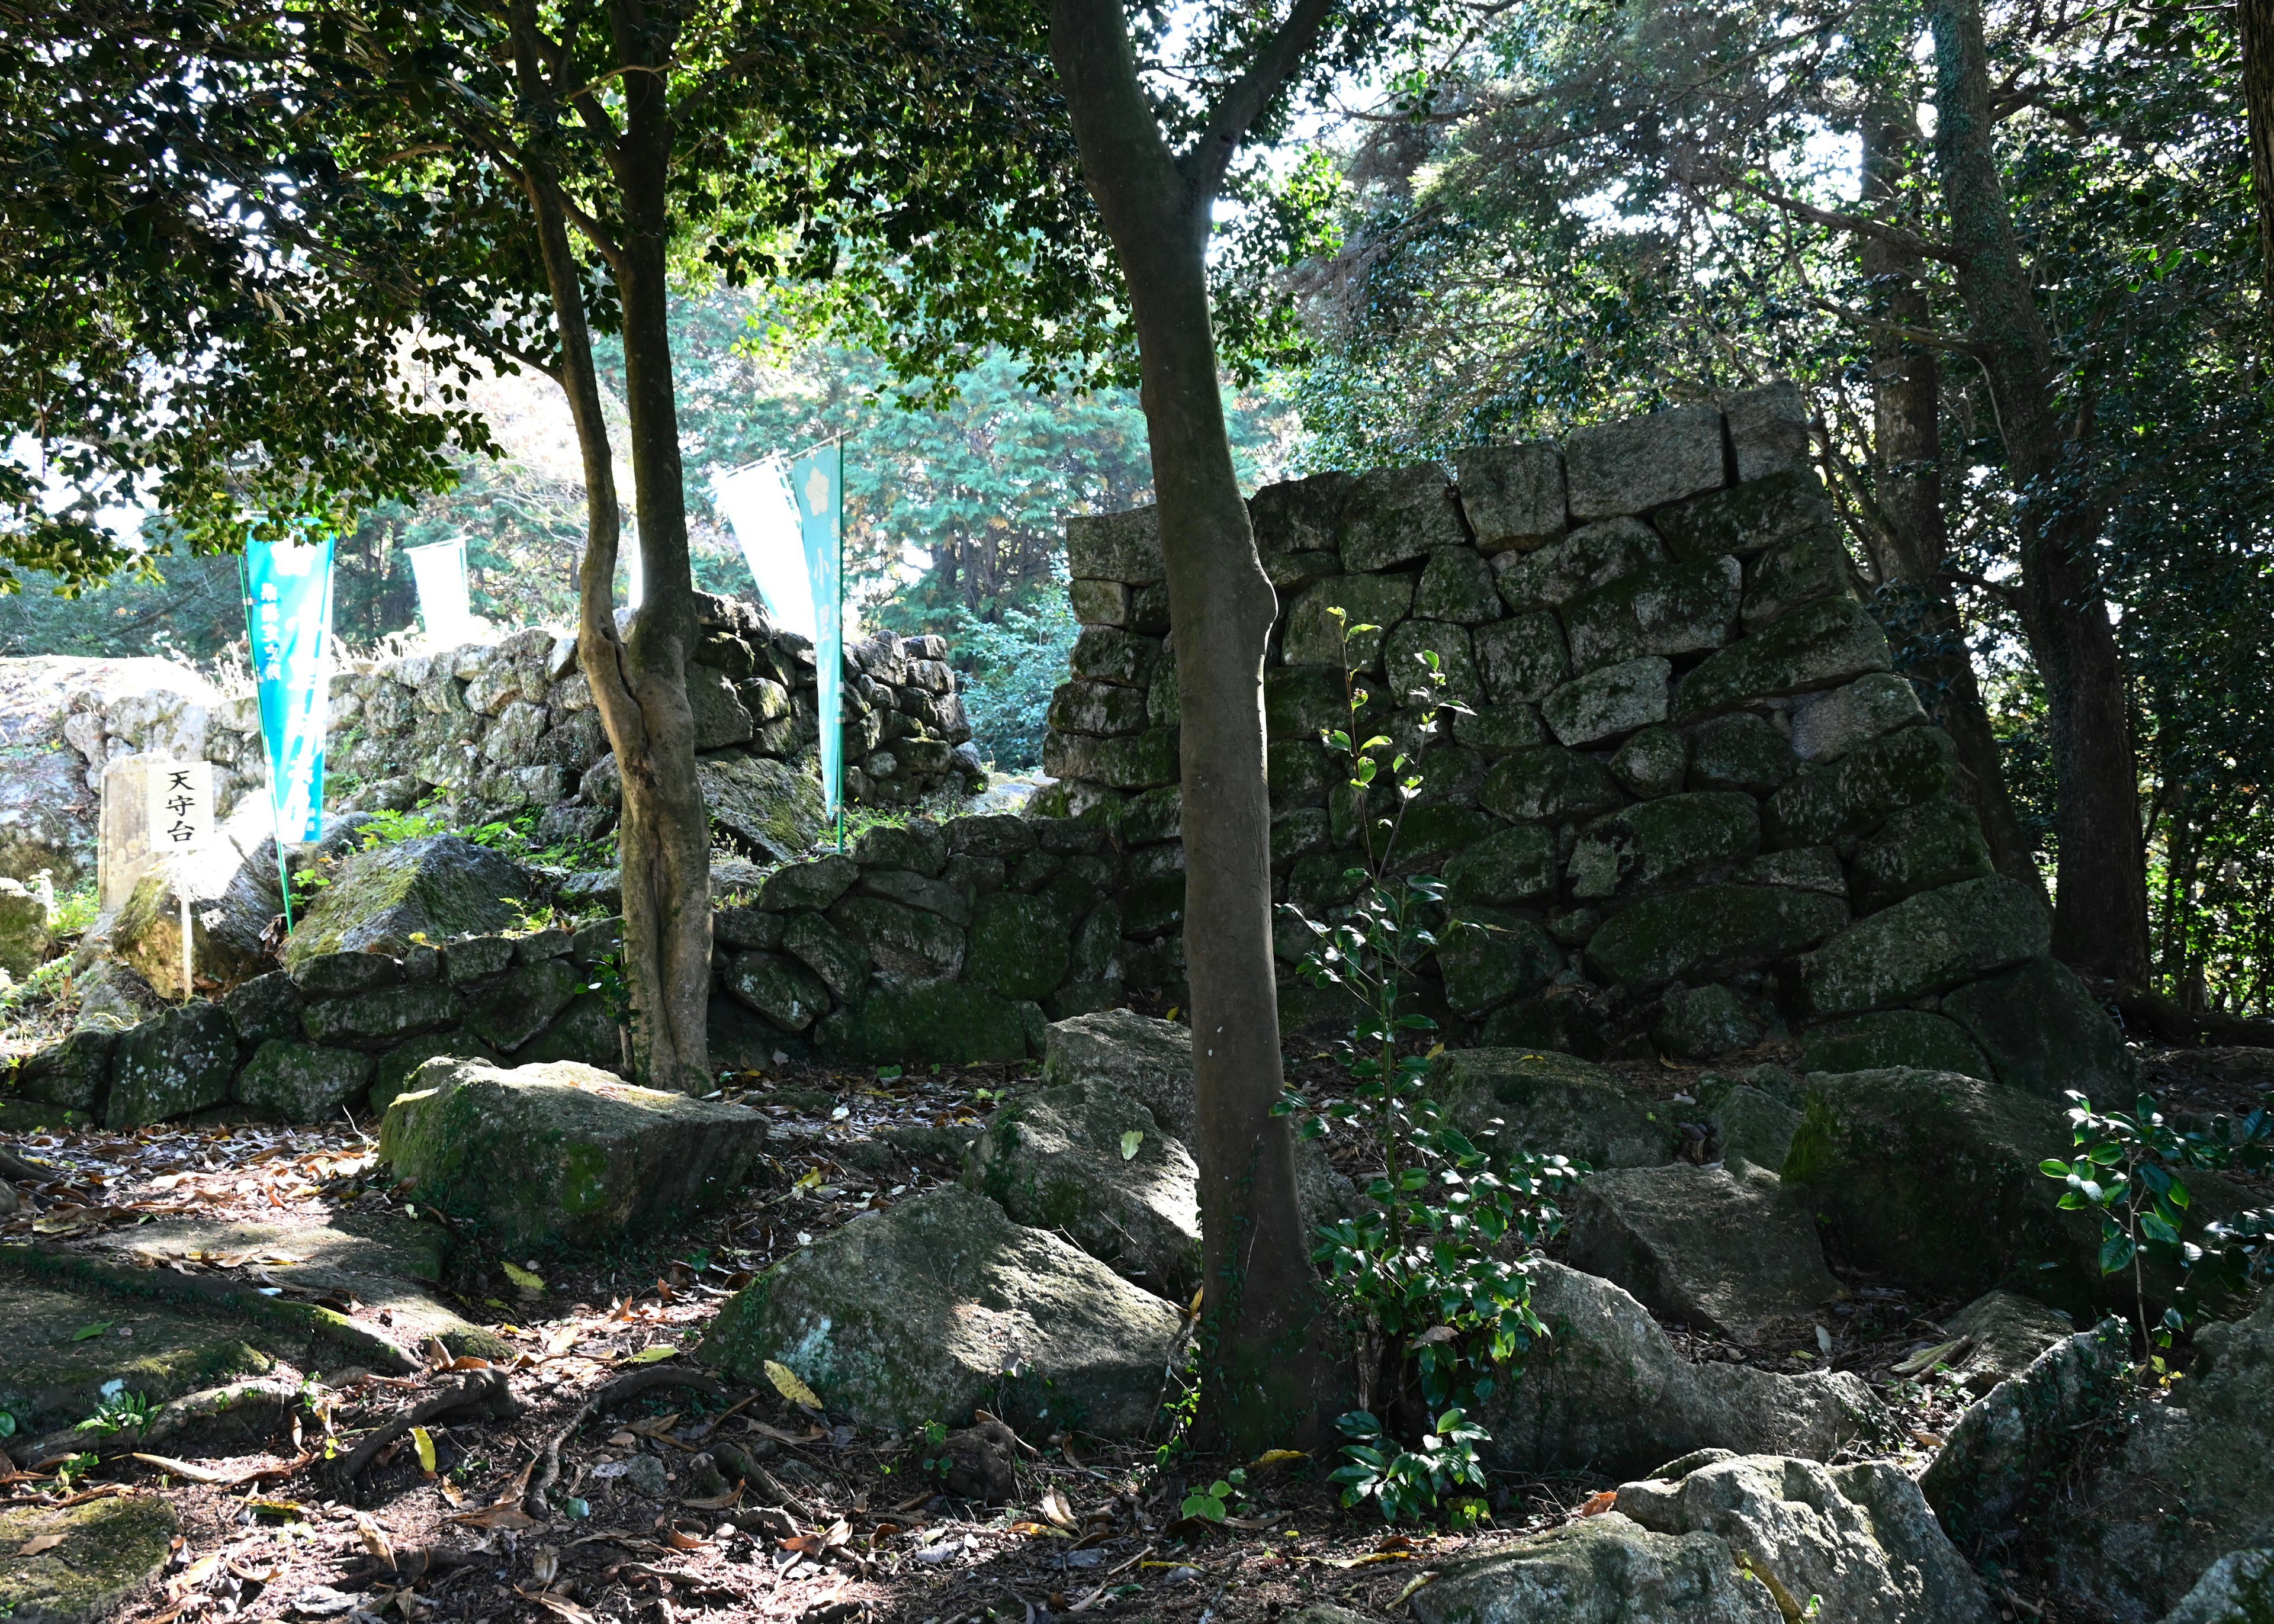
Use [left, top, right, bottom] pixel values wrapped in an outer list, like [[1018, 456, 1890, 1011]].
[[502, 1261, 545, 1293], [1119, 1130, 1143, 1161], [447, 1503, 543, 1530], [171, 1552, 224, 1593], [14, 1533, 65, 1557], [354, 1513, 394, 1567], [764, 1359, 822, 1409], [71, 1321, 114, 1341], [1580, 1490, 1618, 1517], [664, 1528, 708, 1551], [625, 1346, 677, 1365], [412, 1426, 437, 1475], [1250, 1449, 1307, 1470], [515, 1586, 599, 1624], [1040, 1487, 1077, 1529], [1007, 1522, 1071, 1539], [681, 1486, 742, 1512]]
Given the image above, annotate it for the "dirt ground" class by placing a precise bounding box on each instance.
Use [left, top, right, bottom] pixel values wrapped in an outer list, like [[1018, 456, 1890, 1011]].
[[4, 1045, 2250, 1624]]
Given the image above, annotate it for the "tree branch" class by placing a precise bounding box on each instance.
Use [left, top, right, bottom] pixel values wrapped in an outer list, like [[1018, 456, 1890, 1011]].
[[1717, 171, 1958, 262], [1178, 0, 1341, 204], [1806, 294, 1979, 356]]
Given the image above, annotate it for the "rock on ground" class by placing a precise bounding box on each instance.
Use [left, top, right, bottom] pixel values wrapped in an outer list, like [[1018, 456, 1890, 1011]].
[[1475, 1261, 1885, 1478], [698, 752, 826, 863], [698, 1184, 1184, 1439], [281, 835, 532, 971], [2047, 1295, 2274, 1620], [0, 1494, 179, 1624], [1615, 1452, 1990, 1624], [1938, 1289, 2083, 1395], [1563, 1163, 1840, 1344], [377, 1059, 768, 1252], [962, 1078, 1201, 1303], [2161, 1550, 2274, 1624], [1430, 1047, 1682, 1169], [1409, 1512, 1785, 1623]]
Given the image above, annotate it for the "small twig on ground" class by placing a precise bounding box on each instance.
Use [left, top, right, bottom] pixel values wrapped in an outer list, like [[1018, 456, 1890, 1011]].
[[523, 1365, 725, 1516], [335, 1369, 522, 1485]]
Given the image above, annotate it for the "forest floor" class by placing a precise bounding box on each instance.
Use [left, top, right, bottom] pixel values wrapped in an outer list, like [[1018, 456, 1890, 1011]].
[[5, 1042, 2269, 1624]]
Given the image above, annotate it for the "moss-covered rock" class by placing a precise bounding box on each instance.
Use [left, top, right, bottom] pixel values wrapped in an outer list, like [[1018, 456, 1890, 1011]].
[[1851, 799, 1994, 911], [697, 1183, 1184, 1438], [699, 751, 826, 863], [815, 981, 1042, 1063], [1478, 992, 1607, 1058], [15, 1029, 116, 1114], [1408, 1510, 1786, 1624], [221, 970, 304, 1046], [282, 835, 530, 971], [370, 1034, 500, 1113], [1043, 727, 1179, 790], [1562, 555, 1742, 674], [1653, 466, 1837, 561], [1428, 1047, 1680, 1169], [723, 951, 831, 1032], [827, 895, 966, 983], [1472, 612, 1571, 706], [378, 1059, 767, 1251], [1674, 596, 1890, 721], [301, 983, 464, 1049], [963, 1079, 1200, 1302], [1798, 876, 2048, 1015], [966, 891, 1072, 1000], [758, 854, 857, 913], [1443, 823, 1561, 906], [1543, 656, 1671, 748], [1648, 982, 1761, 1059], [1941, 956, 2135, 1099], [107, 1002, 236, 1128], [514, 993, 621, 1072], [1585, 883, 1848, 991], [1797, 1010, 1991, 1079], [1686, 710, 1796, 794], [234, 1040, 374, 1121], [1412, 545, 1502, 625], [1280, 574, 1416, 670], [1740, 526, 1850, 631], [1497, 517, 1666, 610], [1437, 909, 1562, 1017], [1384, 619, 1481, 706], [463, 957, 583, 1051], [1789, 672, 1926, 763], [1566, 792, 1761, 900], [0, 1491, 178, 1624], [1480, 746, 1625, 824], [1608, 725, 1688, 798], [1765, 725, 1957, 850]]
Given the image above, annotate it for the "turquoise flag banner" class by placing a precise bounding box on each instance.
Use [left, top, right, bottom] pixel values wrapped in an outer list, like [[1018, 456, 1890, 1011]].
[[791, 442, 844, 817], [243, 532, 337, 845]]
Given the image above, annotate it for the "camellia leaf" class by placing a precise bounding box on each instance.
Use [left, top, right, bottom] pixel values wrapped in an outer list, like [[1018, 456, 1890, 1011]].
[[500, 1261, 544, 1292], [765, 1359, 823, 1410], [412, 1424, 437, 1475], [72, 1321, 113, 1342], [1120, 1130, 1144, 1160], [627, 1346, 678, 1365]]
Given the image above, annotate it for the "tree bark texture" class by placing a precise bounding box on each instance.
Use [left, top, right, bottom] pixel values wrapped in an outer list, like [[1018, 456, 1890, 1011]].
[[514, 2, 711, 1092], [1049, 0, 1325, 1453], [2242, 0, 2274, 314], [1858, 107, 2047, 901], [1928, 0, 2151, 983]]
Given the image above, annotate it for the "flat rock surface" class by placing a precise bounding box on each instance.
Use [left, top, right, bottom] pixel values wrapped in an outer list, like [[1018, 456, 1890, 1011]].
[[0, 1493, 178, 1624]]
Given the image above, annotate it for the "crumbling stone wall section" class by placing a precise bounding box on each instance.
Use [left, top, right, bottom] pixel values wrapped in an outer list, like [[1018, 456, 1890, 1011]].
[[1032, 382, 2125, 1088]]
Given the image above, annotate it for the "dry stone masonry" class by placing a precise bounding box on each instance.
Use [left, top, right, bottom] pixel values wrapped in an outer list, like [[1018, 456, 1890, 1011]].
[[1036, 382, 2129, 1085]]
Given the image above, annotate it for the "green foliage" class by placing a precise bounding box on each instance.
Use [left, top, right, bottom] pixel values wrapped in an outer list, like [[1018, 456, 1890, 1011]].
[[2041, 1088, 2274, 1355], [1275, 610, 1581, 1522], [939, 583, 1079, 770], [76, 1381, 152, 1436], [1179, 1467, 1254, 1523]]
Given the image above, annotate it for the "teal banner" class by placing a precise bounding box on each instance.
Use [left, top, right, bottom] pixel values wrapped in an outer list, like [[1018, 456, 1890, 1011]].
[[791, 443, 844, 816], [243, 533, 337, 844]]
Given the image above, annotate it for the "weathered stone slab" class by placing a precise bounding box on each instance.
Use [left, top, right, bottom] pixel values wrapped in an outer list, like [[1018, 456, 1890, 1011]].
[[1068, 625, 1158, 688], [234, 1040, 374, 1122], [1800, 876, 2048, 1015], [282, 835, 529, 971], [1566, 792, 1761, 901], [1048, 680, 1148, 737], [1941, 955, 2134, 1099], [1409, 1513, 1783, 1624], [1564, 404, 1727, 520], [1543, 655, 1671, 747], [1480, 747, 1626, 823], [107, 1002, 236, 1128], [1455, 443, 1567, 553], [1798, 1010, 1992, 1080], [1852, 799, 1994, 911], [1429, 1047, 1680, 1170], [1765, 725, 1957, 850], [463, 957, 582, 1051], [1066, 504, 1162, 584], [0, 1275, 275, 1436], [1566, 1164, 1839, 1343], [1340, 464, 1467, 573], [1675, 597, 1891, 720], [759, 854, 857, 913], [1687, 711, 1796, 794], [1041, 1009, 1200, 1137], [378, 1059, 767, 1250], [698, 1184, 1183, 1438], [1654, 468, 1838, 561], [301, 983, 464, 1049], [1724, 381, 1813, 481], [1741, 527, 1851, 631], [966, 890, 1073, 1001], [724, 951, 831, 1032], [1585, 883, 1848, 992], [700, 752, 826, 864], [1496, 517, 1667, 612], [1413, 546, 1504, 625], [1790, 673, 1926, 764], [1649, 982, 1763, 1059], [1280, 574, 1417, 670], [1563, 556, 1742, 674], [1472, 612, 1571, 705], [1249, 471, 1353, 562], [0, 1493, 178, 1624], [1041, 727, 1178, 790]]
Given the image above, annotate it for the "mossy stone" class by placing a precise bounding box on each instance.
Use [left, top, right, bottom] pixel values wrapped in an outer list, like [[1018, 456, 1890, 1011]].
[[1765, 725, 1957, 850], [967, 891, 1073, 1001], [515, 994, 622, 1071], [1852, 799, 1994, 910], [1566, 792, 1761, 901], [1941, 956, 2135, 1100], [1687, 711, 1795, 793], [1472, 612, 1570, 705], [1798, 1010, 1992, 1080], [1653, 466, 1837, 559], [282, 834, 529, 970], [1741, 526, 1850, 629], [1674, 596, 1891, 721], [221, 970, 306, 1046], [234, 1040, 375, 1122], [1561, 555, 1741, 674], [781, 912, 869, 1001], [1120, 873, 1186, 937], [1585, 883, 1849, 991], [1542, 655, 1672, 748], [759, 854, 858, 913], [107, 1003, 236, 1128], [1280, 574, 1417, 670], [371, 1034, 501, 1114], [1496, 517, 1665, 611], [1271, 808, 1332, 865], [1444, 823, 1561, 906], [1649, 983, 1761, 1060], [0, 1491, 178, 1624], [724, 951, 832, 1032], [301, 983, 464, 1049], [1428, 1046, 1677, 1168], [1412, 546, 1503, 625], [1268, 739, 1335, 810], [1478, 994, 1607, 1059], [1264, 665, 1379, 744], [828, 894, 966, 983], [817, 982, 1043, 1063], [464, 957, 583, 1051], [16, 1028, 117, 1114], [1480, 747, 1625, 824], [1437, 908, 1562, 1017], [1799, 876, 2049, 1016], [1609, 726, 1688, 798]]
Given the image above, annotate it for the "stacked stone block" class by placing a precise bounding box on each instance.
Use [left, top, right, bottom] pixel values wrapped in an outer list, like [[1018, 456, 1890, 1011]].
[[1035, 383, 2123, 1087]]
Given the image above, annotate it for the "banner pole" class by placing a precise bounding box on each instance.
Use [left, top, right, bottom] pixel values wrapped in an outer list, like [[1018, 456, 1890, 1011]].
[[836, 441, 846, 855]]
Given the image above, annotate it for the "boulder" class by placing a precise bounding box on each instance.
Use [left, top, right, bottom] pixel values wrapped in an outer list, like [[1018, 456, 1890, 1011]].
[[1409, 1512, 1784, 1624], [1067, 504, 1163, 584], [966, 890, 1072, 1000], [1280, 574, 1417, 671], [378, 1058, 767, 1251], [1655, 468, 1837, 562], [963, 1078, 1201, 1302], [1741, 528, 1851, 631], [282, 835, 531, 970], [1437, 908, 1563, 1016], [221, 970, 304, 1047], [107, 1002, 236, 1127], [1561, 555, 1742, 674], [0, 877, 48, 979], [1563, 404, 1727, 520], [1340, 464, 1468, 574], [233, 1040, 374, 1123], [723, 951, 831, 1032], [1788, 673, 1925, 764], [14, 1028, 118, 1115], [698, 1184, 1184, 1438], [1472, 612, 1572, 706], [1798, 1010, 1992, 1079], [0, 1493, 178, 1624], [72, 957, 165, 1030], [815, 980, 1040, 1063], [1649, 982, 1762, 1059], [1454, 443, 1566, 554], [1674, 597, 1891, 721], [1475, 1261, 1884, 1478], [1566, 792, 1761, 901], [1042, 1009, 1202, 1138], [829, 894, 966, 984], [462, 957, 583, 1050], [1480, 746, 1626, 824], [1709, 1085, 1800, 1176], [698, 752, 826, 863], [1687, 711, 1796, 795], [2163, 1551, 2274, 1624], [1564, 1164, 1841, 1344], [1852, 799, 1994, 909], [1940, 956, 2135, 1100], [1764, 725, 1959, 850], [1939, 1289, 2092, 1395], [1498, 518, 1668, 612], [370, 1034, 501, 1114], [1799, 877, 2050, 1016], [1585, 883, 1848, 992], [111, 854, 268, 998], [1609, 725, 1690, 799], [301, 983, 464, 1048], [1919, 1317, 2131, 1554], [2047, 1297, 2274, 1620], [515, 994, 623, 1072], [1414, 546, 1505, 625], [1444, 824, 1562, 906], [1542, 656, 1672, 748], [1430, 1047, 1681, 1170], [1615, 1453, 1990, 1624]]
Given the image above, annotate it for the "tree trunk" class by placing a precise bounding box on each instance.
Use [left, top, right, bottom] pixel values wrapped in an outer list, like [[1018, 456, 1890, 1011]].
[[1928, 0, 2150, 983], [1857, 105, 2046, 901], [2242, 0, 2274, 313], [1049, 0, 1324, 1453], [514, 5, 711, 1092]]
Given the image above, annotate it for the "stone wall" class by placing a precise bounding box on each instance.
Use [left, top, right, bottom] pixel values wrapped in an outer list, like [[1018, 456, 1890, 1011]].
[[1031, 382, 2130, 1091], [0, 593, 983, 889]]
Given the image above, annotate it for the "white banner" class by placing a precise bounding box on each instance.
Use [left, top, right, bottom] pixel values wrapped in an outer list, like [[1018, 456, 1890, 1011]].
[[712, 459, 816, 640], [406, 537, 477, 644]]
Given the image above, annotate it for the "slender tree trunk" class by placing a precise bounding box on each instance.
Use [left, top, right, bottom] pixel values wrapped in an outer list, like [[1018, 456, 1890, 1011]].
[[513, 4, 711, 1092], [1050, 0, 1324, 1453], [1928, 0, 2150, 983], [2243, 0, 2274, 313], [1858, 107, 2047, 900]]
